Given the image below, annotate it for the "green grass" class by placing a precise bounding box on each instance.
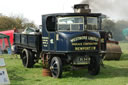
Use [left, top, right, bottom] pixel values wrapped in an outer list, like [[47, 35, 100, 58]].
[[0, 42, 128, 85]]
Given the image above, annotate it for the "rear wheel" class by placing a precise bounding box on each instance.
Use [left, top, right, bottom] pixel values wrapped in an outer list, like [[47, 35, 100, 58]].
[[21, 49, 34, 68], [50, 57, 62, 78], [88, 55, 100, 75]]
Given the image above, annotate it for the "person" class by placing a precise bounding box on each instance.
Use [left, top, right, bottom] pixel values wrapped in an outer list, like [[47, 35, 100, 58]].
[[13, 27, 18, 33]]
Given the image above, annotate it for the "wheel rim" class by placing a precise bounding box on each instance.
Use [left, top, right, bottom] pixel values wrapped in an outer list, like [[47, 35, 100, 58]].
[[50, 59, 59, 77], [22, 53, 27, 66]]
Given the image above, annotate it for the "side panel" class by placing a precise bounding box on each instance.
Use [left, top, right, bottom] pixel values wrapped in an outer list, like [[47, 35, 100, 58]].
[[49, 33, 55, 51], [56, 33, 67, 51], [42, 16, 49, 51], [42, 31, 49, 51], [14, 33, 42, 51]]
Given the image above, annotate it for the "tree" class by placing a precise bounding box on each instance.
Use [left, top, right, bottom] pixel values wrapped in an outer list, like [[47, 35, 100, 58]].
[[115, 20, 128, 40], [0, 16, 17, 31], [0, 15, 36, 31], [102, 19, 115, 32], [102, 19, 124, 41]]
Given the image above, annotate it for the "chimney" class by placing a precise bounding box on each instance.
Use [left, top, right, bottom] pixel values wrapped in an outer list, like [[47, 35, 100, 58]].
[[74, 4, 91, 13]]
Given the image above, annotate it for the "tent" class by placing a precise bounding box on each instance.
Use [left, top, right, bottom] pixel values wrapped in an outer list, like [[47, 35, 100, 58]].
[[0, 33, 11, 54], [0, 30, 14, 45]]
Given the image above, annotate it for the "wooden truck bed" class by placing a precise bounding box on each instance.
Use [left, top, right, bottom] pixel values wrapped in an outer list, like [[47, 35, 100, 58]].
[[14, 33, 42, 52]]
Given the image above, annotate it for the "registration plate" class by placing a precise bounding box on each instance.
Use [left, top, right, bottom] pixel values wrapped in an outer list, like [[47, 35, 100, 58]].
[[73, 56, 90, 64]]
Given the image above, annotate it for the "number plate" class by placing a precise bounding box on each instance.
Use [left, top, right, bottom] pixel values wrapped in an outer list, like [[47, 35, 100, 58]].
[[73, 56, 90, 64]]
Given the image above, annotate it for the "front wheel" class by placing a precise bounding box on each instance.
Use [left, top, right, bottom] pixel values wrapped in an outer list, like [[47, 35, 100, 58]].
[[50, 57, 62, 78], [88, 55, 101, 75]]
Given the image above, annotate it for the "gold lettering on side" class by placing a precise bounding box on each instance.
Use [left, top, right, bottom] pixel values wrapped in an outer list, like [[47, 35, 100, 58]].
[[88, 37, 98, 41], [101, 38, 104, 43], [43, 45, 48, 47], [42, 37, 49, 47], [42, 37, 49, 39], [75, 47, 96, 51], [43, 42, 48, 44], [71, 36, 98, 42], [72, 43, 98, 46], [71, 36, 87, 42], [42, 39, 48, 42], [83, 43, 97, 45], [72, 43, 82, 45]]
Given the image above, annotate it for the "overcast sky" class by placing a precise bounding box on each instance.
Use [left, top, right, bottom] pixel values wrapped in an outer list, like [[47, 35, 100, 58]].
[[0, 0, 128, 26], [0, 0, 82, 25]]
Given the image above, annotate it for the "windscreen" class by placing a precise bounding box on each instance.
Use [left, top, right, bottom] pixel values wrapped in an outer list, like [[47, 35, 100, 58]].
[[86, 17, 98, 30], [57, 16, 84, 31]]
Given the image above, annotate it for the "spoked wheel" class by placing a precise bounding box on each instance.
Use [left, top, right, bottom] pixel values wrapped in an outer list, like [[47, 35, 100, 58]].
[[50, 57, 62, 78], [88, 55, 101, 75], [21, 49, 34, 68]]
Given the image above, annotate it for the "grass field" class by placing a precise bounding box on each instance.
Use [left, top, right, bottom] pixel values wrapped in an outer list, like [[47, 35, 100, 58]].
[[1, 42, 128, 85]]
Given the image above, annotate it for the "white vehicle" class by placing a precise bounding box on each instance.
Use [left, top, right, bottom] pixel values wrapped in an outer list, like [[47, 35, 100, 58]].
[[22, 27, 39, 34]]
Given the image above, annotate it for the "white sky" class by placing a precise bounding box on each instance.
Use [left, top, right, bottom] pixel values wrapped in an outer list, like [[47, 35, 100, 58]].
[[0, 0, 82, 25], [0, 0, 128, 26]]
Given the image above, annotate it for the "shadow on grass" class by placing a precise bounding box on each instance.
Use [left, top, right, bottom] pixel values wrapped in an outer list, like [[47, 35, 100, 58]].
[[63, 64, 128, 79], [34, 64, 43, 68], [99, 64, 128, 78], [8, 69, 25, 81], [120, 53, 128, 60]]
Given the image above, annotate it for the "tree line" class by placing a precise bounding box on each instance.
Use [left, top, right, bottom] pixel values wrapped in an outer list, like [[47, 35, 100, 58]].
[[0, 15, 36, 31], [102, 19, 128, 41]]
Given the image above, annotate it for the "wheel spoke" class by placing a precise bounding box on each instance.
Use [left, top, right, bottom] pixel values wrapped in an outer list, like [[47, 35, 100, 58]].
[[52, 61, 57, 66], [54, 67, 58, 70], [23, 56, 26, 60], [51, 62, 58, 70], [22, 55, 27, 64], [52, 70, 58, 76]]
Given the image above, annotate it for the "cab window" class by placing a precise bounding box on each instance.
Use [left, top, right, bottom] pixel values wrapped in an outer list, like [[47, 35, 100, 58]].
[[46, 16, 56, 32], [86, 17, 98, 30], [57, 16, 84, 31]]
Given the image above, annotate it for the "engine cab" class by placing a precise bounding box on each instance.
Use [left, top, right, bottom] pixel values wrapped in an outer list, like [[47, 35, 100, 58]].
[[41, 4, 106, 54]]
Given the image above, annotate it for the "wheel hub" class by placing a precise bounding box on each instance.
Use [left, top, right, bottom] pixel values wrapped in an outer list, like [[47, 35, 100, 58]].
[[50, 66, 54, 70]]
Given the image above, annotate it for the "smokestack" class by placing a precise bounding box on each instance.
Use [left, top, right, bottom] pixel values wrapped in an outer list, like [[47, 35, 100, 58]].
[[73, 4, 91, 13]]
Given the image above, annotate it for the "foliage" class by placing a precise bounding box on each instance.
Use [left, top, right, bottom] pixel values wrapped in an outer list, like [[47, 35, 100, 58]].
[[102, 19, 128, 41], [102, 19, 115, 32], [0, 16, 16, 31], [0, 15, 36, 31]]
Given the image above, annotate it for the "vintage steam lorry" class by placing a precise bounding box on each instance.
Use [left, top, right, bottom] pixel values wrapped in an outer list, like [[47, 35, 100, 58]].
[[14, 4, 107, 78]]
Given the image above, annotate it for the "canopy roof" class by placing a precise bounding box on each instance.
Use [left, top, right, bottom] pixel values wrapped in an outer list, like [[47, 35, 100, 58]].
[[0, 33, 9, 39]]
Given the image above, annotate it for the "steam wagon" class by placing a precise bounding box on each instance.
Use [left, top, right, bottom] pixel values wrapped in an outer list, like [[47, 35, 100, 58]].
[[14, 4, 107, 78]]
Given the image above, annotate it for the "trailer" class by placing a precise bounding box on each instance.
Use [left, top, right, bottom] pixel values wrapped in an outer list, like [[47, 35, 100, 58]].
[[14, 4, 107, 78]]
